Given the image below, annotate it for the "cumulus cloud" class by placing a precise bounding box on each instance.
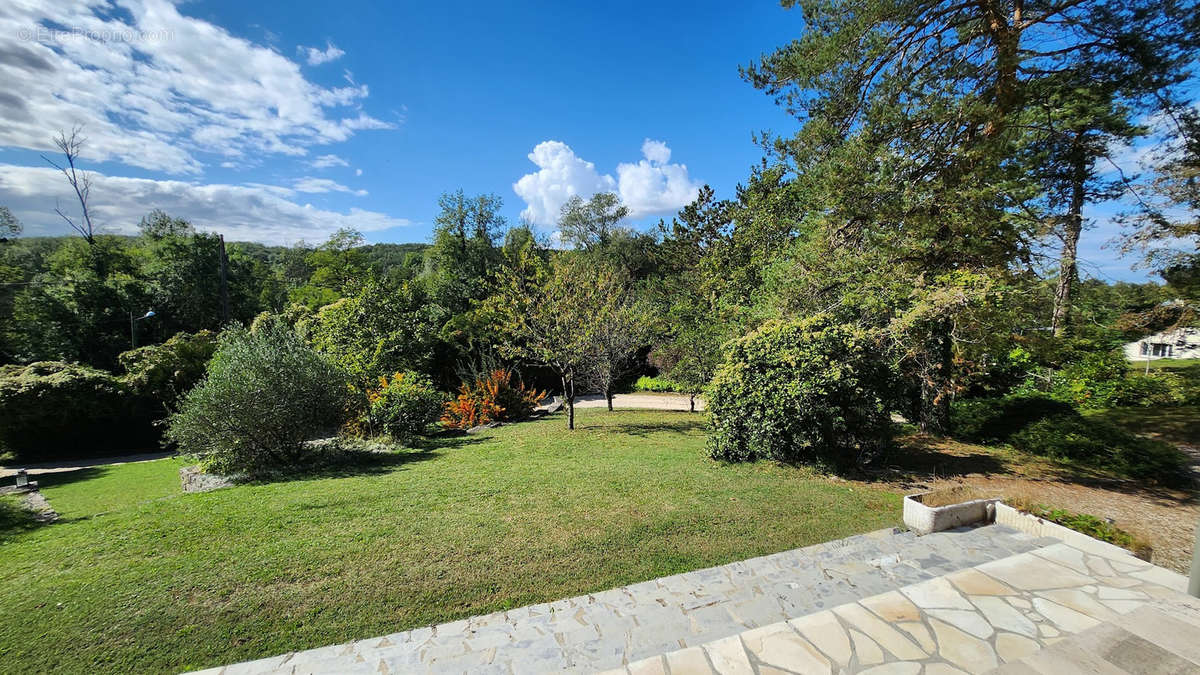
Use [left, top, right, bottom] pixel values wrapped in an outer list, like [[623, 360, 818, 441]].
[[293, 177, 367, 196], [0, 164, 404, 245], [640, 139, 672, 165], [616, 140, 701, 218], [513, 139, 700, 227], [0, 1, 391, 174], [512, 141, 617, 227], [299, 41, 345, 65], [310, 154, 350, 169]]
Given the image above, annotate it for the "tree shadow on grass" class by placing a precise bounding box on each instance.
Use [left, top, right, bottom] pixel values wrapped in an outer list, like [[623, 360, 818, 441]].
[[573, 412, 706, 438], [246, 442, 471, 485], [868, 432, 1196, 506], [0, 496, 47, 540]]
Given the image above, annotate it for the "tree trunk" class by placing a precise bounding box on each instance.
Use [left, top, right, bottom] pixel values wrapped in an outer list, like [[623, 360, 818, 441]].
[[1052, 139, 1087, 338], [918, 318, 954, 434], [689, 393, 696, 413], [566, 375, 576, 430], [605, 386, 613, 411]]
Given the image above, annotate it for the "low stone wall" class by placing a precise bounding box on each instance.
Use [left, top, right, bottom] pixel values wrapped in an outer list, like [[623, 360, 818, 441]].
[[993, 502, 1143, 560], [902, 493, 999, 535]]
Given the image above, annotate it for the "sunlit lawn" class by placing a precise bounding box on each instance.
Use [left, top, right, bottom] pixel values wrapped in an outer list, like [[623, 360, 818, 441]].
[[0, 409, 901, 674]]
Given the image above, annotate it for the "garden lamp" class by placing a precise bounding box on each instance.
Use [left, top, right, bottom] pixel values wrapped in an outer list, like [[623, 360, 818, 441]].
[[130, 309, 156, 349]]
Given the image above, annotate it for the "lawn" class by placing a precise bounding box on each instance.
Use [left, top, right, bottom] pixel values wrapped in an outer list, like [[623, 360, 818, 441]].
[[0, 409, 901, 674]]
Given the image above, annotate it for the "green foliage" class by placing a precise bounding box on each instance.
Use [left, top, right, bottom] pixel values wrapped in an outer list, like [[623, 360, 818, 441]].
[[488, 244, 642, 428], [1017, 350, 1190, 409], [951, 395, 1186, 481], [1018, 505, 1148, 556], [422, 190, 505, 316], [706, 316, 894, 467], [165, 319, 349, 476], [306, 278, 446, 389], [0, 361, 154, 461], [118, 330, 218, 416], [633, 375, 679, 393], [363, 371, 444, 441]]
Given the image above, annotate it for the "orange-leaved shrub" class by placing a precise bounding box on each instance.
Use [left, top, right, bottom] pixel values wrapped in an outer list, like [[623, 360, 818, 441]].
[[441, 369, 546, 429]]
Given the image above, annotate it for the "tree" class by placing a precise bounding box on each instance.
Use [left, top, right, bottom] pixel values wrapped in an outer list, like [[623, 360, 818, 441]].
[[306, 228, 366, 297], [306, 277, 447, 390], [136, 211, 226, 334], [741, 0, 1198, 433], [489, 245, 607, 430], [579, 262, 653, 411], [0, 206, 20, 242], [41, 127, 97, 246], [1120, 108, 1200, 325], [558, 192, 629, 252], [423, 190, 506, 314], [650, 186, 742, 411]]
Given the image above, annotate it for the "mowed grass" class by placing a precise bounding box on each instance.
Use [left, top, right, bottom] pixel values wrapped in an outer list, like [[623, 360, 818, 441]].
[[0, 409, 901, 674]]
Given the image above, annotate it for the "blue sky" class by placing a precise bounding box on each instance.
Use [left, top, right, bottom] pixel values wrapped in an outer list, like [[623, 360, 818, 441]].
[[0, 0, 1169, 281]]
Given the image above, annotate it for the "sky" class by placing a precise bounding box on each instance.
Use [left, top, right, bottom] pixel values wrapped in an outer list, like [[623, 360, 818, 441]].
[[0, 0, 1171, 282]]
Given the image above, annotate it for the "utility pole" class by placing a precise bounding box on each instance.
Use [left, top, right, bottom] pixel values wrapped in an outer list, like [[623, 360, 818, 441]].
[[218, 234, 230, 324]]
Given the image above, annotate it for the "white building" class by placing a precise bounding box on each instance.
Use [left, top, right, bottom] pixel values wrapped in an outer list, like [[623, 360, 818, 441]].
[[1124, 327, 1200, 361]]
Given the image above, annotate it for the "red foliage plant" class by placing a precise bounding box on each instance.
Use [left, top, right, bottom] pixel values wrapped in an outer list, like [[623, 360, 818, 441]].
[[441, 369, 546, 429]]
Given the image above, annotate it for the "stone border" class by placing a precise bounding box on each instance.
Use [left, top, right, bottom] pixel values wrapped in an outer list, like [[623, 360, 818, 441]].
[[902, 492, 999, 535], [992, 502, 1143, 561]]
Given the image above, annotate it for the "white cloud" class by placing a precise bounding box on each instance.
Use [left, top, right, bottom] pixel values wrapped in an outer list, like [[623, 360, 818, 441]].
[[617, 140, 701, 218], [640, 139, 671, 165], [0, 1, 391, 174], [355, 168, 363, 176], [512, 139, 700, 227], [293, 176, 367, 196], [310, 154, 350, 169], [299, 41, 345, 66], [0, 164, 403, 245], [512, 141, 617, 227]]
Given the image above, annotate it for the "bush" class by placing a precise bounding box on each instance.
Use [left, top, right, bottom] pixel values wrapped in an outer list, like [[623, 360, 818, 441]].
[[165, 319, 349, 476], [363, 371, 444, 441], [633, 375, 679, 392], [0, 362, 155, 461], [706, 316, 894, 468], [118, 330, 217, 416], [441, 369, 545, 429], [1018, 350, 1188, 409], [951, 395, 1186, 481]]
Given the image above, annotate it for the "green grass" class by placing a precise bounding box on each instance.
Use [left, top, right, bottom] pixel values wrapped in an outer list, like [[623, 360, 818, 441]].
[[1132, 357, 1200, 372], [0, 409, 901, 673]]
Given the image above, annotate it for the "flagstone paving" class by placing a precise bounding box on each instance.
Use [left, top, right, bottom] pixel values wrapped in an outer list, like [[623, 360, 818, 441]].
[[613, 542, 1198, 675], [191, 525, 1199, 674]]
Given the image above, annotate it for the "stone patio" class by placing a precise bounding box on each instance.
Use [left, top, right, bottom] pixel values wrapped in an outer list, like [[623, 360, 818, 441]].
[[191, 524, 1199, 674]]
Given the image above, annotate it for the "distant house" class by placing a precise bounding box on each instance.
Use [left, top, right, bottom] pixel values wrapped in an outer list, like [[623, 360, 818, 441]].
[[1123, 327, 1200, 361]]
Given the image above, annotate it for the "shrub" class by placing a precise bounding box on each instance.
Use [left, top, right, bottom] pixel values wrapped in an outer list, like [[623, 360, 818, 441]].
[[165, 319, 349, 476], [705, 316, 894, 468], [118, 330, 217, 416], [951, 395, 1186, 481], [633, 375, 679, 392], [442, 369, 546, 429], [1018, 350, 1187, 409], [363, 371, 444, 441], [0, 362, 155, 461]]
